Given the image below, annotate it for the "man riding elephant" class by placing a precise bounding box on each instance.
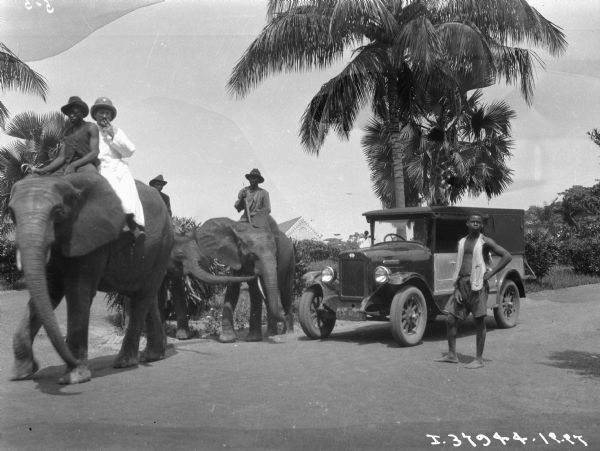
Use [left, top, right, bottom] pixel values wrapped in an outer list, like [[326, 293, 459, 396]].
[[234, 168, 270, 229], [32, 96, 100, 175]]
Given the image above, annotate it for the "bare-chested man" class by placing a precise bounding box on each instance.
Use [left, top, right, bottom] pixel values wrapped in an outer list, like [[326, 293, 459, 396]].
[[436, 212, 512, 369], [33, 96, 100, 175]]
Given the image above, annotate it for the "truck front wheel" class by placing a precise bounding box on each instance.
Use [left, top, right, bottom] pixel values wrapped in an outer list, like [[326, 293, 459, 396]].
[[493, 280, 520, 328], [298, 288, 336, 339], [390, 286, 428, 346]]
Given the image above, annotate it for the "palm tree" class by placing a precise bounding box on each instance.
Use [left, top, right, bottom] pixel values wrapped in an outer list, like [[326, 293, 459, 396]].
[[228, 0, 566, 207], [0, 43, 48, 127], [364, 89, 516, 206], [0, 111, 66, 214]]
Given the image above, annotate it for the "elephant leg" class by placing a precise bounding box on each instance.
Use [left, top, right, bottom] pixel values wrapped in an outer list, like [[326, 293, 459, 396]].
[[171, 276, 190, 340], [157, 277, 169, 324], [11, 291, 63, 381], [247, 280, 264, 341], [219, 283, 240, 343], [58, 257, 104, 384], [114, 294, 150, 368], [140, 294, 166, 363]]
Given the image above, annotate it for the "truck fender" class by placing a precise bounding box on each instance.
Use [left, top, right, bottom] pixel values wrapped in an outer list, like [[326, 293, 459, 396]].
[[496, 269, 525, 299]]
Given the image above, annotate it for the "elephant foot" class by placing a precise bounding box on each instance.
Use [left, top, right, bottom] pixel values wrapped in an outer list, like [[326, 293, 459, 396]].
[[140, 348, 165, 363], [175, 328, 191, 340], [113, 353, 139, 369], [285, 315, 294, 333], [246, 329, 263, 342], [10, 358, 39, 381], [58, 365, 91, 385], [218, 330, 238, 343], [266, 324, 278, 337]]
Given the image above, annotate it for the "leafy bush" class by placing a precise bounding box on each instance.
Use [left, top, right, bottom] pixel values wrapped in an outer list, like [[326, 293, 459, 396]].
[[524, 230, 559, 279], [293, 239, 349, 297], [0, 221, 22, 290], [565, 236, 600, 276]]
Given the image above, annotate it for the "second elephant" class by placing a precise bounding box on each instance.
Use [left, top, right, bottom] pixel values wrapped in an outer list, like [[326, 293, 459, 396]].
[[165, 216, 295, 342]]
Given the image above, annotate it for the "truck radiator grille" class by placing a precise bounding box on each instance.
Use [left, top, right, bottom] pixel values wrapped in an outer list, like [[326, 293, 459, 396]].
[[340, 259, 367, 297]]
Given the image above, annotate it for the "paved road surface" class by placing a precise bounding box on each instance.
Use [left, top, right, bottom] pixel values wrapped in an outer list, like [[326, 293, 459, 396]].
[[0, 285, 599, 450]]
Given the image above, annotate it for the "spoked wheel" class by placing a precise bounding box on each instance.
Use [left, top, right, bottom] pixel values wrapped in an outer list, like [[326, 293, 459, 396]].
[[493, 280, 520, 328], [390, 286, 428, 346], [298, 288, 336, 339]]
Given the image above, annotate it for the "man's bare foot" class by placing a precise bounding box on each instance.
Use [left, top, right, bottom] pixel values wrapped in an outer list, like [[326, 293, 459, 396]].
[[434, 354, 459, 364], [465, 360, 484, 369]]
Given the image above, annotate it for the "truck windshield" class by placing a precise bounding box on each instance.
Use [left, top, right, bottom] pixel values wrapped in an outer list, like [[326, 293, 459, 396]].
[[372, 218, 430, 245]]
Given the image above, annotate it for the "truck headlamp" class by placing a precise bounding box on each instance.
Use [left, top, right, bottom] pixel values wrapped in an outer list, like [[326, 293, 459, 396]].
[[321, 266, 337, 283], [374, 266, 390, 284]]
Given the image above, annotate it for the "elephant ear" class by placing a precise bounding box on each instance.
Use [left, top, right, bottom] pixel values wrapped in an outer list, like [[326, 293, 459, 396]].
[[61, 172, 125, 257], [194, 218, 244, 270]]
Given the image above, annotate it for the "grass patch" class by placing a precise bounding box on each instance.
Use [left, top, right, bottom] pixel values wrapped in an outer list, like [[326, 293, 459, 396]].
[[525, 265, 600, 293]]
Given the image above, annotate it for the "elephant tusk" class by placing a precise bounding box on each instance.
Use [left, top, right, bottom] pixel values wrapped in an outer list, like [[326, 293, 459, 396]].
[[184, 276, 204, 303], [257, 277, 266, 300], [16, 249, 22, 271], [46, 249, 51, 265]]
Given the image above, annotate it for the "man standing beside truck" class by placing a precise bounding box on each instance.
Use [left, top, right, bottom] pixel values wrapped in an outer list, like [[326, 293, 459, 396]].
[[436, 212, 512, 369]]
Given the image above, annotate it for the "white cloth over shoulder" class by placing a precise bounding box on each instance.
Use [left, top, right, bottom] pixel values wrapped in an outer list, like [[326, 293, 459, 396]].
[[98, 127, 145, 227], [452, 235, 489, 290]]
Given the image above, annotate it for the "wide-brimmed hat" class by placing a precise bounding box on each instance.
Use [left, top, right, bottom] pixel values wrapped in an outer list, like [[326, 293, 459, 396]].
[[245, 168, 264, 183], [149, 174, 167, 186], [61, 96, 89, 117], [91, 97, 117, 120]]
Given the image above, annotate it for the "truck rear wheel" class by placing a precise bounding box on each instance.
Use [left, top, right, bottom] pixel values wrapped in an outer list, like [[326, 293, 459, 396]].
[[493, 280, 520, 328], [298, 288, 336, 339], [390, 286, 428, 346]]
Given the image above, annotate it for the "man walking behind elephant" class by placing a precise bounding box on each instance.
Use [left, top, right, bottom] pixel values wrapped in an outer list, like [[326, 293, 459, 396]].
[[150, 175, 172, 217], [33, 96, 100, 175], [91, 96, 145, 240], [235, 168, 271, 228], [436, 212, 512, 369]]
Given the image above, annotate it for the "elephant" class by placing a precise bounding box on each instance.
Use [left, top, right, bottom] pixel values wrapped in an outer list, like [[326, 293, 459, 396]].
[[8, 171, 173, 384], [165, 215, 295, 342]]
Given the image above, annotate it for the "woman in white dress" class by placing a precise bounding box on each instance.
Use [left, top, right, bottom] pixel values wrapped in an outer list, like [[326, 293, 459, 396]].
[[91, 97, 145, 239]]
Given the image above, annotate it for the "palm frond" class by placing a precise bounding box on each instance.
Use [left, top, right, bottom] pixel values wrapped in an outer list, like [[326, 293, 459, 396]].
[[4, 111, 47, 140], [436, 22, 495, 91], [0, 44, 48, 125], [299, 43, 383, 153], [228, 7, 344, 98], [489, 44, 543, 105], [330, 0, 398, 39], [436, 0, 567, 57]]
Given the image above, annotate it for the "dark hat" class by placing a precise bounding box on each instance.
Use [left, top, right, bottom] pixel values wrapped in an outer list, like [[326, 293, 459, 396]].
[[149, 174, 167, 186], [245, 168, 264, 183], [61, 96, 89, 117], [91, 97, 117, 120]]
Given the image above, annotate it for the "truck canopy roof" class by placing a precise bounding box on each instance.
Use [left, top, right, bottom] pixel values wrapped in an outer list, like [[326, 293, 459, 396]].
[[364, 206, 525, 254], [363, 206, 524, 221]]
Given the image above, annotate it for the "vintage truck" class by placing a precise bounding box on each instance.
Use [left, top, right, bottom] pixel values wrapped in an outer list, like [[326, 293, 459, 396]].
[[298, 206, 529, 346]]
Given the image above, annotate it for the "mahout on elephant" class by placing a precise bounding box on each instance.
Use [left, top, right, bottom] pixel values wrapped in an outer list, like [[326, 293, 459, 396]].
[[163, 215, 295, 342], [8, 171, 173, 384]]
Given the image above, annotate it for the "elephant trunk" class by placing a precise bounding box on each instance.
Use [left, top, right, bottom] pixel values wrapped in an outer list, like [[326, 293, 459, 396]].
[[187, 262, 255, 285], [15, 211, 80, 369], [258, 258, 284, 321]]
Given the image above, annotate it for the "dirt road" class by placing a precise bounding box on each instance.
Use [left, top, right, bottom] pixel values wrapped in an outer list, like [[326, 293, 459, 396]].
[[0, 286, 599, 450]]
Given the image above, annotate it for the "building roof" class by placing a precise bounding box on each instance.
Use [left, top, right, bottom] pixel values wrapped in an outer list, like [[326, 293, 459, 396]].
[[278, 216, 302, 234], [278, 216, 323, 240]]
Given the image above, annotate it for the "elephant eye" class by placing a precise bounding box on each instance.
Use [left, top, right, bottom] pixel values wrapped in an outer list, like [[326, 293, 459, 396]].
[[175, 251, 185, 260], [53, 206, 67, 221]]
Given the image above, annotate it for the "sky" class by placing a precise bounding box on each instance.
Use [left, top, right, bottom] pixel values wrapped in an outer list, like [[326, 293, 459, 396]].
[[1, 0, 599, 238]]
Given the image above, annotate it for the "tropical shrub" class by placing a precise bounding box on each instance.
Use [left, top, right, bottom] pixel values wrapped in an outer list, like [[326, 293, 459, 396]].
[[565, 236, 600, 276], [0, 220, 22, 289], [524, 230, 559, 279]]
